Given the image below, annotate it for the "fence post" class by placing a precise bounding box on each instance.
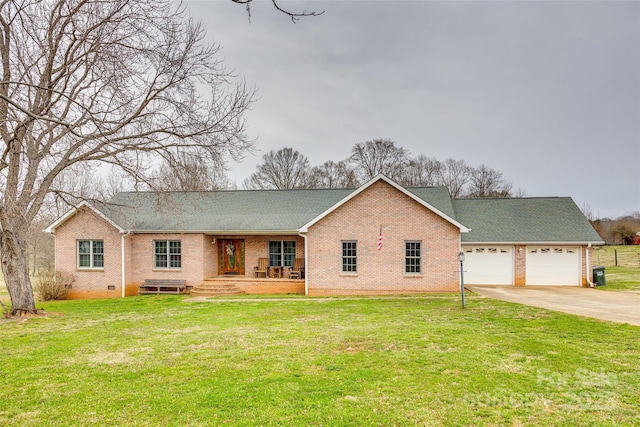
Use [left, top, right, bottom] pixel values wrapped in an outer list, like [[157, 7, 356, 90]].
[[614, 249, 618, 267]]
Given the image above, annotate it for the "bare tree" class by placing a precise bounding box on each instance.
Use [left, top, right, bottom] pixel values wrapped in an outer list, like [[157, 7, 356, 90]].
[[26, 217, 55, 277], [245, 147, 312, 189], [400, 155, 442, 187], [151, 152, 229, 191], [581, 203, 597, 222], [0, 0, 254, 314], [465, 164, 513, 198], [349, 139, 410, 182], [42, 166, 123, 218], [309, 160, 359, 188], [435, 158, 471, 198]]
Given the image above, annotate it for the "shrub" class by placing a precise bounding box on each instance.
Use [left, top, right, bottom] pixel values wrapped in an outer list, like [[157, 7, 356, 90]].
[[34, 272, 74, 301]]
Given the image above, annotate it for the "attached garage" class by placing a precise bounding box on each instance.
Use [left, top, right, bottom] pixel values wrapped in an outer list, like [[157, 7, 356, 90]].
[[463, 245, 514, 285], [525, 246, 581, 286]]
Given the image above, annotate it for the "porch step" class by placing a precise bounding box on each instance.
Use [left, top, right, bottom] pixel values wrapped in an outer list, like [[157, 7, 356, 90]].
[[190, 280, 245, 297]]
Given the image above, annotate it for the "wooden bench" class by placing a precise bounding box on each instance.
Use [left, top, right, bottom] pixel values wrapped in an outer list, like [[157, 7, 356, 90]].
[[138, 279, 187, 295]]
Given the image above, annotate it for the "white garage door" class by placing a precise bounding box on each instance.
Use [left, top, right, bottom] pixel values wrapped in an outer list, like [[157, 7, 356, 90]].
[[526, 246, 581, 286], [463, 246, 514, 285]]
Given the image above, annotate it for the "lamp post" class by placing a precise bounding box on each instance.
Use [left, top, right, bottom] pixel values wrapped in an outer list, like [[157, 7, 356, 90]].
[[458, 251, 465, 308]]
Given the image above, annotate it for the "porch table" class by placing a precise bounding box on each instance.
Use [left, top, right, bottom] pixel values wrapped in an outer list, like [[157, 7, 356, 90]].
[[268, 266, 282, 278]]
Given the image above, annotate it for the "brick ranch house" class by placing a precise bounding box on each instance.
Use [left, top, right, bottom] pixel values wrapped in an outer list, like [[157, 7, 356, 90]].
[[45, 175, 603, 299]]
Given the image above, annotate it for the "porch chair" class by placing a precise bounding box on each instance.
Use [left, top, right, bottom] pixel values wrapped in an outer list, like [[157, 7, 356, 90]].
[[254, 258, 269, 278], [288, 258, 304, 279]]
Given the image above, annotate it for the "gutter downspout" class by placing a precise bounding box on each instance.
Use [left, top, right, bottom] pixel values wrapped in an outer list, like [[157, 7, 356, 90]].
[[586, 243, 595, 288], [298, 232, 308, 296]]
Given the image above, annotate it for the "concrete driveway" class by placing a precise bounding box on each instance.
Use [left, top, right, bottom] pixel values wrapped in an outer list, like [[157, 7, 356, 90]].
[[467, 286, 640, 326]]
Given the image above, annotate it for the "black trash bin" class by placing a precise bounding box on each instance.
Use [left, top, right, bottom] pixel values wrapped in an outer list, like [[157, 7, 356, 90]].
[[593, 266, 605, 286]]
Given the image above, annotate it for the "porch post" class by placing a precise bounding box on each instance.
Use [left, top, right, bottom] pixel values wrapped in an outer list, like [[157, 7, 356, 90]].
[[299, 232, 308, 296]]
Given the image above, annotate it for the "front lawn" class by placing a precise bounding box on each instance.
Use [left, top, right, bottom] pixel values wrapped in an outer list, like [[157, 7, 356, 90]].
[[1, 295, 638, 426]]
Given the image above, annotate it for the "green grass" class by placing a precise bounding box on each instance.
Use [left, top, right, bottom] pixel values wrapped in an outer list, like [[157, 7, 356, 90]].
[[1, 295, 638, 426], [592, 245, 640, 268], [588, 246, 640, 292]]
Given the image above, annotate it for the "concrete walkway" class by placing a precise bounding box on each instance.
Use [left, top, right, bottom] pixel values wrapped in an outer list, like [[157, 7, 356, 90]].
[[467, 286, 640, 326]]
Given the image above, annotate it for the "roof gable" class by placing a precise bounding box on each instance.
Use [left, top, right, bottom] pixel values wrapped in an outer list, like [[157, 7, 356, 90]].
[[299, 174, 469, 233], [45, 201, 124, 234]]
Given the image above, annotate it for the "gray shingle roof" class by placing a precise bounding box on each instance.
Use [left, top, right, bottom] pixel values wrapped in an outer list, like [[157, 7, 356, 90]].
[[97, 188, 355, 232], [407, 187, 457, 219], [96, 185, 456, 233], [453, 197, 603, 243], [85, 181, 602, 244]]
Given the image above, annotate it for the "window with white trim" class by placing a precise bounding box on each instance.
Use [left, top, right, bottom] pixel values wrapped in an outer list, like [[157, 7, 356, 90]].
[[155, 240, 181, 269], [78, 240, 104, 269], [342, 241, 357, 273], [405, 241, 421, 274], [268, 240, 296, 267]]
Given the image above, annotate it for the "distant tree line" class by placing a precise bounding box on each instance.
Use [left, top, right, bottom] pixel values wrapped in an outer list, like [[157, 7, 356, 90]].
[[243, 139, 520, 198], [583, 205, 640, 245]]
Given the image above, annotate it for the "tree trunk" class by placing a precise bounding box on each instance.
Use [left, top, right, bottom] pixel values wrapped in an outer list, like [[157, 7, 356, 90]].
[[0, 228, 37, 315]]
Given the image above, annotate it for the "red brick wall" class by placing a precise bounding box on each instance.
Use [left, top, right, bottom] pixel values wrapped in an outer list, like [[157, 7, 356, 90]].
[[54, 208, 216, 298], [126, 233, 213, 291], [514, 245, 526, 287], [306, 180, 461, 295], [53, 208, 123, 299], [53, 209, 308, 299]]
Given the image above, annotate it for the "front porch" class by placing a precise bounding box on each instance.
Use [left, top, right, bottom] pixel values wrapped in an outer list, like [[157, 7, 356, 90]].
[[190, 276, 305, 297]]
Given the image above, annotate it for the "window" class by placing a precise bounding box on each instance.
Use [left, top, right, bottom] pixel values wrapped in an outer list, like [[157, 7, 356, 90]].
[[268, 240, 296, 267], [155, 240, 181, 269], [405, 241, 421, 274], [342, 241, 357, 273], [78, 240, 104, 269]]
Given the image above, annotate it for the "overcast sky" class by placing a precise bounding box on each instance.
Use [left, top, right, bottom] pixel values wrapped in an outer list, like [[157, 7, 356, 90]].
[[185, 0, 639, 219]]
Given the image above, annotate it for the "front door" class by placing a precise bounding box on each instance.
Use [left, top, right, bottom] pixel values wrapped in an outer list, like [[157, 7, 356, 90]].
[[218, 239, 245, 275]]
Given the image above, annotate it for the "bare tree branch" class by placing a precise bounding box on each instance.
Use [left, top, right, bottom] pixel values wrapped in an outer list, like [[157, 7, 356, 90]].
[[231, 0, 324, 23]]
